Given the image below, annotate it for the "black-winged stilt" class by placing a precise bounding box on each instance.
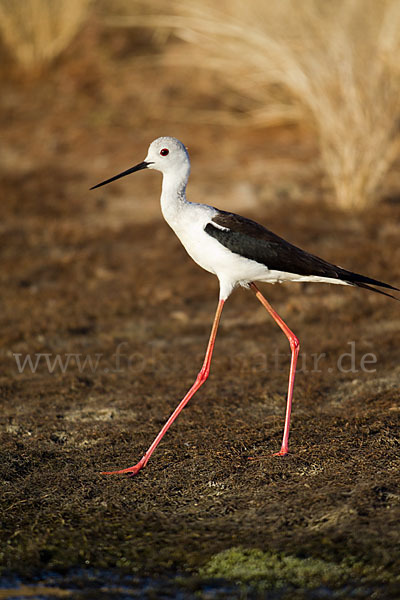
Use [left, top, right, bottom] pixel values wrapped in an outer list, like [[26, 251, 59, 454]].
[[91, 136, 398, 476]]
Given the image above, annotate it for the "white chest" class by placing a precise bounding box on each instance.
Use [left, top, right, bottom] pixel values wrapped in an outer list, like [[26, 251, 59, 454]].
[[162, 201, 219, 274]]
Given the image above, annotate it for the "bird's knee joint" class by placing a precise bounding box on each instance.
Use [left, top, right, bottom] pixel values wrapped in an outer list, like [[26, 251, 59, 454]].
[[197, 367, 209, 382], [290, 336, 300, 352]]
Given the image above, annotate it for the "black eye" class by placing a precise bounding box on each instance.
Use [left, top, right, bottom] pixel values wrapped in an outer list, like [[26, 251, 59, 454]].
[[160, 148, 169, 156]]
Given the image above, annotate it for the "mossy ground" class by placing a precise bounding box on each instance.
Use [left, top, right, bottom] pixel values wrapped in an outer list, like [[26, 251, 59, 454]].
[[201, 547, 400, 591], [1, 19, 400, 599]]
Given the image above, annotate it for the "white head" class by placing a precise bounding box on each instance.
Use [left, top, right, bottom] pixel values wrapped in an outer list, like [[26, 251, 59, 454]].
[[90, 136, 190, 190], [145, 137, 190, 176]]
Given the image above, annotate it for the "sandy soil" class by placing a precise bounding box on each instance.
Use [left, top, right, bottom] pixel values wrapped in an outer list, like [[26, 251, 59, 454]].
[[0, 21, 400, 598]]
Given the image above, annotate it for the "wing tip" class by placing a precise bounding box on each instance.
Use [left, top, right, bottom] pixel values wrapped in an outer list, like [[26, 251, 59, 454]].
[[353, 281, 400, 301]]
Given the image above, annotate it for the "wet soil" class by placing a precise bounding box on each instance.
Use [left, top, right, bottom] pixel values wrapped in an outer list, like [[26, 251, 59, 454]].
[[0, 21, 400, 598]]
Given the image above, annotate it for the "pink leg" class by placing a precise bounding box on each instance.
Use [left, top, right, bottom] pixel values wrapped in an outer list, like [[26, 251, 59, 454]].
[[250, 283, 300, 456], [102, 298, 225, 476]]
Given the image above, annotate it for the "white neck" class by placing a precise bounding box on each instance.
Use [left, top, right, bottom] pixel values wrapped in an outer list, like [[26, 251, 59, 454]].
[[160, 166, 190, 227]]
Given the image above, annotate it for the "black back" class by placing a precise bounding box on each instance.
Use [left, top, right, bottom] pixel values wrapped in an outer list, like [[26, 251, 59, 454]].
[[205, 210, 399, 296]]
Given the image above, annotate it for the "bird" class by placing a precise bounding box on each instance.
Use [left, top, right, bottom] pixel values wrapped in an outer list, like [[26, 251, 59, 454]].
[[91, 136, 398, 476]]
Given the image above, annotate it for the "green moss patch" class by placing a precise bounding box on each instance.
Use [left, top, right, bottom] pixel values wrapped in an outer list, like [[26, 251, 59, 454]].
[[200, 547, 399, 590]]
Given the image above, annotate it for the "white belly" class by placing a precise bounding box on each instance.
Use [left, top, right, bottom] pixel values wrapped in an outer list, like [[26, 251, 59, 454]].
[[163, 201, 350, 300], [168, 207, 270, 298]]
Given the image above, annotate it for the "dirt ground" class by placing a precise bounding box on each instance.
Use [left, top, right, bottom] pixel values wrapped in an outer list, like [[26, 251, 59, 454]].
[[0, 21, 400, 599]]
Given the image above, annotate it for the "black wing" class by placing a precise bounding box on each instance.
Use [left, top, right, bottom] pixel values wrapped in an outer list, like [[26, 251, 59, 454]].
[[204, 210, 399, 299]]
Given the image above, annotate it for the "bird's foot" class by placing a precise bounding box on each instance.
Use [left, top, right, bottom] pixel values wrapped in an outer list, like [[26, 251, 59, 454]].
[[273, 447, 288, 457], [247, 446, 289, 461], [101, 456, 146, 477]]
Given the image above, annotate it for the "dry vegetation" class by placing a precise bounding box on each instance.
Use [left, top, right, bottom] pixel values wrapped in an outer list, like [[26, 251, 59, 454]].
[[0, 0, 91, 70], [1, 0, 400, 208], [1, 2, 400, 596], [107, 0, 400, 210]]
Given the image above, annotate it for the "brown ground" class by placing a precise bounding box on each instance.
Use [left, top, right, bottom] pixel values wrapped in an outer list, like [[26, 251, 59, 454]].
[[0, 21, 400, 598]]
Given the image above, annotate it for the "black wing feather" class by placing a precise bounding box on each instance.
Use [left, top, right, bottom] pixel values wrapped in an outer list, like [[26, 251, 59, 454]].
[[204, 210, 399, 297]]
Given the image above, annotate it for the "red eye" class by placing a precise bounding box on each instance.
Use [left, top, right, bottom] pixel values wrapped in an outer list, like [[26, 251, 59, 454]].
[[160, 148, 169, 156]]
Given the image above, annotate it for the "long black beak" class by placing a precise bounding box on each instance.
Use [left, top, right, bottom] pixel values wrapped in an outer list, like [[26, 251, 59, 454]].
[[90, 161, 151, 190]]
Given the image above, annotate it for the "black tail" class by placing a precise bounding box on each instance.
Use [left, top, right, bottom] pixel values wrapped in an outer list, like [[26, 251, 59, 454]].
[[343, 270, 400, 301]]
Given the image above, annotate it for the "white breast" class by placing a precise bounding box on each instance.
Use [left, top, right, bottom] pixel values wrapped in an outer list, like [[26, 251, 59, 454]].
[[164, 202, 271, 298]]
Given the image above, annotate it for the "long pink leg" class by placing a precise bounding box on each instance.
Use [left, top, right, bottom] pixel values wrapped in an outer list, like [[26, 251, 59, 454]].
[[250, 283, 300, 456], [102, 298, 225, 476]]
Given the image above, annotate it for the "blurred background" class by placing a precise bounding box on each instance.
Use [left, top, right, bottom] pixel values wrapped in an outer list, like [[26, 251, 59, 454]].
[[1, 1, 400, 596], [1, 0, 400, 216]]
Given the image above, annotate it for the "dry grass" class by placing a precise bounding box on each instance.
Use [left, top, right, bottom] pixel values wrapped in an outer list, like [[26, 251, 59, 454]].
[[0, 0, 91, 70], [2, 0, 400, 209], [107, 0, 400, 210]]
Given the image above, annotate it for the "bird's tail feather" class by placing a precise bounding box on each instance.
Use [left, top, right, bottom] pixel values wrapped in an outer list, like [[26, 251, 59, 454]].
[[343, 270, 399, 292], [339, 267, 399, 300], [351, 280, 399, 301]]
